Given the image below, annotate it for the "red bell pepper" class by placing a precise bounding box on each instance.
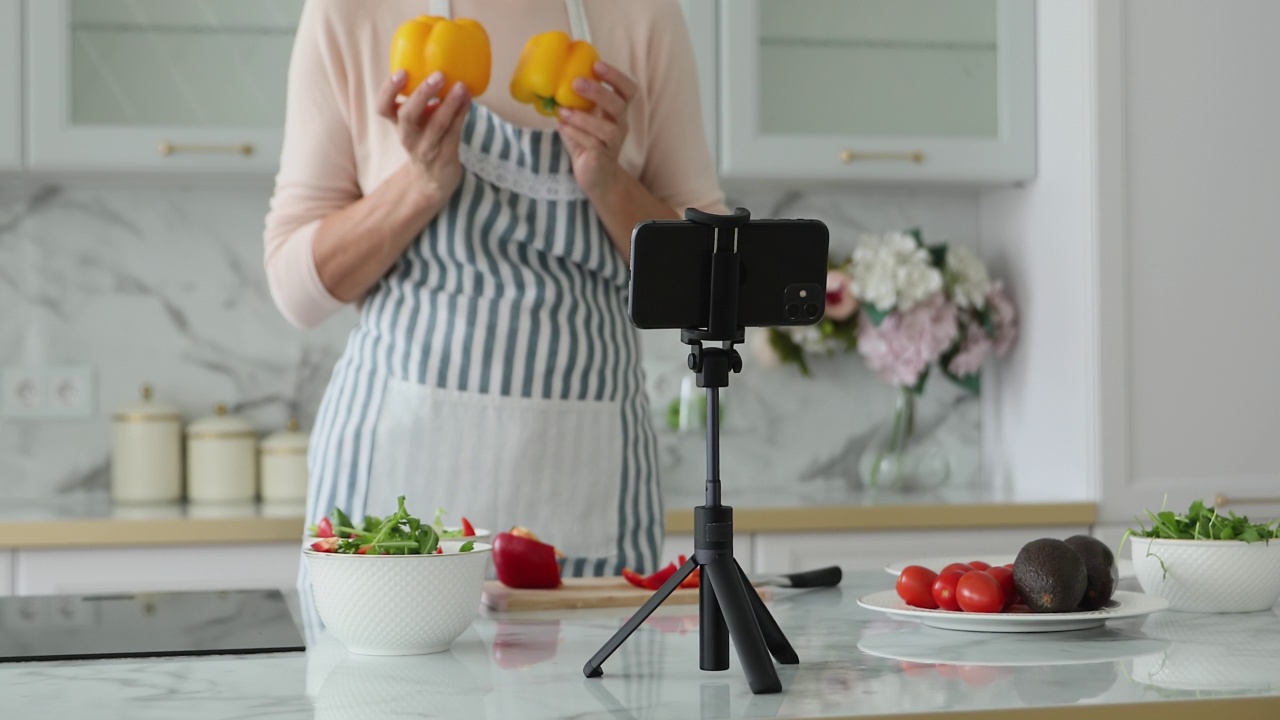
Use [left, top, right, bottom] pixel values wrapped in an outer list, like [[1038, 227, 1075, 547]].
[[492, 531, 562, 589], [622, 568, 646, 588], [461, 516, 476, 537]]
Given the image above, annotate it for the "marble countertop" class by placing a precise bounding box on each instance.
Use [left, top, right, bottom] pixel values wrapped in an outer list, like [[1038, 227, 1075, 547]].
[[3, 571, 1277, 719], [0, 483, 1095, 549]]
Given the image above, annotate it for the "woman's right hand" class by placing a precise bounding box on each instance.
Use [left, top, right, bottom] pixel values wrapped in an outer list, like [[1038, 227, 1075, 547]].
[[376, 70, 472, 203]]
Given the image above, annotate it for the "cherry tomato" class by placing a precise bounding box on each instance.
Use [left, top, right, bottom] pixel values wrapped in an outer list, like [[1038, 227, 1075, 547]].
[[956, 571, 1004, 613], [1003, 563, 1014, 570], [896, 565, 940, 609], [984, 566, 1017, 609], [931, 569, 967, 611], [967, 560, 991, 571], [940, 563, 974, 576], [957, 664, 1006, 687]]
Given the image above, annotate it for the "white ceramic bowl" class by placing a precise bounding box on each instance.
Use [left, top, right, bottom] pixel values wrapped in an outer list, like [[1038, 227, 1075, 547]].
[[304, 541, 491, 655], [1129, 537, 1280, 613]]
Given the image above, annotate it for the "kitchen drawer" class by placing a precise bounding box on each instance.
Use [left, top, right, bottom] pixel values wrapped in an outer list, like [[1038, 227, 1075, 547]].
[[0, 550, 12, 596], [14, 543, 301, 596], [662, 533, 755, 574], [752, 527, 1093, 575]]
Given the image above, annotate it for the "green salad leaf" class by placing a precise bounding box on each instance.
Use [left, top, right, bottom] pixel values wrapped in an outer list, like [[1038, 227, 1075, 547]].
[[321, 497, 471, 555], [1124, 498, 1279, 544]]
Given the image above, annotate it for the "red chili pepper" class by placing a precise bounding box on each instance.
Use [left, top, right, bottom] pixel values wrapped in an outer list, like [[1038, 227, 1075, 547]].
[[310, 537, 338, 553], [492, 531, 562, 589], [461, 516, 476, 537], [622, 568, 647, 588], [642, 562, 679, 591], [315, 517, 335, 538]]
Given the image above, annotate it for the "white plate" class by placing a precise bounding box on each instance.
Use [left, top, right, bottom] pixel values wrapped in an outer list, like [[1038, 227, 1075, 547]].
[[857, 590, 1169, 633], [884, 555, 1135, 581]]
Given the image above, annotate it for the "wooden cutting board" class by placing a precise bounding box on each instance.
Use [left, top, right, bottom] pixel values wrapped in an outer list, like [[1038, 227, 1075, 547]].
[[481, 577, 771, 612]]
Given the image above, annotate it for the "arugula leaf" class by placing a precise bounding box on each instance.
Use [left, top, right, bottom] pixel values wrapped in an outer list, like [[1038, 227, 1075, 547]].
[[458, 540, 475, 553]]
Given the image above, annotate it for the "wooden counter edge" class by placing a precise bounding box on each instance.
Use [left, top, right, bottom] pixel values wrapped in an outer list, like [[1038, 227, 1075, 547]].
[[664, 502, 1098, 534], [825, 696, 1280, 720], [0, 516, 306, 549]]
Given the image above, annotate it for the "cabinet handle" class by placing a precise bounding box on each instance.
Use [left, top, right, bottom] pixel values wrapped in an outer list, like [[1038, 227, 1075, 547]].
[[158, 141, 254, 158], [838, 148, 924, 165], [1213, 494, 1280, 508]]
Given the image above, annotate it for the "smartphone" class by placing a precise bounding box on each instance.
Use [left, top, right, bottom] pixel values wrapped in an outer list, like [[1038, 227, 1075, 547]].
[[627, 218, 830, 330]]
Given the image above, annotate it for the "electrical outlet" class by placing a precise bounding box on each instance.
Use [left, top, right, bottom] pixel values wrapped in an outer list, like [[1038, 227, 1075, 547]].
[[1, 365, 95, 418]]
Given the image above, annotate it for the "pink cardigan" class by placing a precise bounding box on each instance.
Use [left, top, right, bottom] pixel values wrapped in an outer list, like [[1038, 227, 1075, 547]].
[[263, 0, 725, 328]]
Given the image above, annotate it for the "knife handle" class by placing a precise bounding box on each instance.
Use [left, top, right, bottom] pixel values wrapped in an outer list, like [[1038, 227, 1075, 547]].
[[781, 566, 842, 588]]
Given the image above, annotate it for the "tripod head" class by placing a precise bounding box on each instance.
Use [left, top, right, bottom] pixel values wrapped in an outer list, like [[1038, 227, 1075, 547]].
[[680, 207, 751, 389]]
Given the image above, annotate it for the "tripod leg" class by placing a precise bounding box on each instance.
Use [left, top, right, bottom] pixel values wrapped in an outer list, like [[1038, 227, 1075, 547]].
[[736, 560, 798, 665], [700, 566, 729, 671], [584, 557, 698, 679], [703, 555, 782, 694]]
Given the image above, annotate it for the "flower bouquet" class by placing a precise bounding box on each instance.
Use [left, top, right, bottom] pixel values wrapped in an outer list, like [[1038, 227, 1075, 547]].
[[757, 229, 1017, 489]]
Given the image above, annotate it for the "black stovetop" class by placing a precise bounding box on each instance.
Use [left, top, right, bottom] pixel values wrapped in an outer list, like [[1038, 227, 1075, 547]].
[[0, 589, 306, 662]]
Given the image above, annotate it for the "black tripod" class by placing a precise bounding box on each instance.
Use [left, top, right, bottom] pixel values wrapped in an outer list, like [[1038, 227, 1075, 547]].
[[583, 208, 798, 695]]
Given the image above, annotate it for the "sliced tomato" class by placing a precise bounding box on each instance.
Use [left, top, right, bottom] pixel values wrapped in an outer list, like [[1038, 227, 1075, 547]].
[[315, 517, 334, 538], [310, 537, 338, 553], [461, 516, 476, 536], [622, 568, 647, 588], [355, 545, 370, 555]]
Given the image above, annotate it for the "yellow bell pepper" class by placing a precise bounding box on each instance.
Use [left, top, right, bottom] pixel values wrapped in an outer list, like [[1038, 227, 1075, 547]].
[[510, 31, 599, 116], [389, 16, 491, 99]]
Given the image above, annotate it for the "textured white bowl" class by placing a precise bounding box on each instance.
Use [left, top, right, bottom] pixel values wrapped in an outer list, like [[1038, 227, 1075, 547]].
[[304, 541, 491, 655], [1130, 537, 1280, 613]]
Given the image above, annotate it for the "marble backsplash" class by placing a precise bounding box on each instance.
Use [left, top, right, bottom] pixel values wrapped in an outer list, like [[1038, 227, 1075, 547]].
[[0, 181, 984, 501]]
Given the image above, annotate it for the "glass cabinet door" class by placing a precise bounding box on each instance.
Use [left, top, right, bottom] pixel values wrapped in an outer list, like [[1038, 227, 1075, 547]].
[[720, 0, 1035, 183], [27, 0, 304, 171]]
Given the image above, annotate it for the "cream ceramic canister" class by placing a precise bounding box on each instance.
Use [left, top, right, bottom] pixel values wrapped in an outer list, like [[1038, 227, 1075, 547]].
[[185, 403, 258, 503], [110, 384, 183, 503], [259, 418, 309, 503]]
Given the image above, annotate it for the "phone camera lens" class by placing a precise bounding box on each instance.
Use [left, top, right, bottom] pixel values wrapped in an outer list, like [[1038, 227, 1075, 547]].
[[785, 303, 800, 320], [804, 302, 819, 319]]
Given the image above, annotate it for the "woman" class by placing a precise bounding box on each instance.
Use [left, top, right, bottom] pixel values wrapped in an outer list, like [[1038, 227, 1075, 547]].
[[264, 0, 724, 576]]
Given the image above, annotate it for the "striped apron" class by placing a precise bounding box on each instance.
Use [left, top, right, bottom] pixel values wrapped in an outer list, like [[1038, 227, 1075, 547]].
[[303, 0, 662, 581]]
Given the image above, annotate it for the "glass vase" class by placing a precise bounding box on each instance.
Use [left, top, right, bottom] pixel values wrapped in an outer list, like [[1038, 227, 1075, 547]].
[[858, 387, 951, 491]]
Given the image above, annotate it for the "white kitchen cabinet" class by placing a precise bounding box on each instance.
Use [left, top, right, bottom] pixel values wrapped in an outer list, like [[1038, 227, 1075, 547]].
[[0, 550, 12, 596], [0, 0, 20, 168], [14, 543, 301, 596], [1091, 0, 1280, 523], [751, 526, 1091, 575], [719, 0, 1035, 183], [25, 0, 302, 171]]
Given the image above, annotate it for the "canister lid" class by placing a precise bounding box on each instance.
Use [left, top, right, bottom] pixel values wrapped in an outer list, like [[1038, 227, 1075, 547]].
[[186, 403, 256, 439], [260, 418, 309, 455], [112, 384, 181, 423]]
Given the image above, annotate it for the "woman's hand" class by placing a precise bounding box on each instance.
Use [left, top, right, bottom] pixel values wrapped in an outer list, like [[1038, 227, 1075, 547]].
[[557, 62, 636, 197], [376, 70, 472, 204]]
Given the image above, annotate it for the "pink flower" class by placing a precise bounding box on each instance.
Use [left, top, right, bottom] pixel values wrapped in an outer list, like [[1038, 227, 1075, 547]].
[[857, 292, 958, 387], [987, 281, 1018, 356], [948, 319, 991, 377], [825, 270, 857, 322]]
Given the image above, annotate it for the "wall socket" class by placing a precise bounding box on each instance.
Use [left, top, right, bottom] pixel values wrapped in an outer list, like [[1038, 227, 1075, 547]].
[[0, 365, 95, 418]]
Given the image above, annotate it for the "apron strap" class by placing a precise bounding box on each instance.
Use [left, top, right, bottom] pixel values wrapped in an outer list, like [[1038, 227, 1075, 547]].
[[565, 0, 593, 43], [429, 0, 451, 18]]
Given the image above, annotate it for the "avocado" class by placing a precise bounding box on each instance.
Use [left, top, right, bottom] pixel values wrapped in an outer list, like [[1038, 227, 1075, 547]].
[[1012, 538, 1088, 613], [1064, 534, 1119, 610]]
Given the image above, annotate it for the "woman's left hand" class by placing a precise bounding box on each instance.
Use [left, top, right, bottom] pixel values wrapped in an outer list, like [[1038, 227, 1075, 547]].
[[558, 62, 635, 197]]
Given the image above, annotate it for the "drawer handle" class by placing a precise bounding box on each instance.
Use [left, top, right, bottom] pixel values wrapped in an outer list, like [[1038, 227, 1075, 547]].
[[1213, 494, 1280, 508], [839, 148, 924, 165], [158, 141, 255, 158]]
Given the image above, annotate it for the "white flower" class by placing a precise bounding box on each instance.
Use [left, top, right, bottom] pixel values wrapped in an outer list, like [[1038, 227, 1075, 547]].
[[850, 232, 943, 312], [944, 245, 992, 310], [786, 325, 834, 355]]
